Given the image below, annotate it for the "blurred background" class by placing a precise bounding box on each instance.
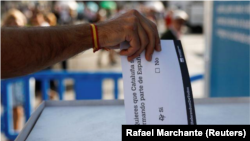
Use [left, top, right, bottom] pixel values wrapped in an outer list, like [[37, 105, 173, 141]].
[[1, 1, 249, 140]]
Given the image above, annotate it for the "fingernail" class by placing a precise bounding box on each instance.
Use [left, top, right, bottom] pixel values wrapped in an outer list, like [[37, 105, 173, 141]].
[[158, 43, 162, 51], [149, 56, 152, 61]]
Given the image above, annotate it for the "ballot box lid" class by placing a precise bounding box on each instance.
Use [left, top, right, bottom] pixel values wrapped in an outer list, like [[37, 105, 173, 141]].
[[16, 98, 249, 141]]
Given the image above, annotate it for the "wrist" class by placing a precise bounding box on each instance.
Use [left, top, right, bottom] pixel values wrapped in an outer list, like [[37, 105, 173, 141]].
[[95, 23, 108, 48]]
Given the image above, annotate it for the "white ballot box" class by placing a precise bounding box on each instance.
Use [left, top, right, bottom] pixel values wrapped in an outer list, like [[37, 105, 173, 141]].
[[16, 98, 249, 141], [121, 40, 196, 125]]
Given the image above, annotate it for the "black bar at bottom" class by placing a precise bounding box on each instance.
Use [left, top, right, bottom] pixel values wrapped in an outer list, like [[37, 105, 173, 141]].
[[122, 125, 248, 140]]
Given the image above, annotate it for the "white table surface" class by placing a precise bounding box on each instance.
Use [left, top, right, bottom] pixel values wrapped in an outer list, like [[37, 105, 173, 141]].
[[25, 98, 250, 141]]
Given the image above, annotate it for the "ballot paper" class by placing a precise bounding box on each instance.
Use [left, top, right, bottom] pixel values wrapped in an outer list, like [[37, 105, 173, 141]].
[[121, 40, 196, 125]]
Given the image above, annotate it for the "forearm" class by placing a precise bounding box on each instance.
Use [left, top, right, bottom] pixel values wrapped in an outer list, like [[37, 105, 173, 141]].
[[1, 10, 161, 79], [1, 24, 92, 78]]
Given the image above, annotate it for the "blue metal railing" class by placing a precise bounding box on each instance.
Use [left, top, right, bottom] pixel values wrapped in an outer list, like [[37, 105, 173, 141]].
[[1, 71, 203, 140]]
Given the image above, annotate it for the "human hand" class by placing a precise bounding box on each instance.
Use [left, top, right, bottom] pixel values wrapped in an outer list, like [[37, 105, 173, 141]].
[[97, 9, 161, 61]]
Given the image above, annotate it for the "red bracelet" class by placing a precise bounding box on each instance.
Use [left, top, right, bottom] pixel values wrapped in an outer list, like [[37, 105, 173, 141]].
[[90, 24, 109, 53]]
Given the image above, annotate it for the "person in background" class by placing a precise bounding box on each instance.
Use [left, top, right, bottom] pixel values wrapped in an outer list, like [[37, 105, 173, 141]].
[[44, 12, 61, 100], [45, 12, 57, 26], [31, 10, 57, 100], [1, 9, 27, 131], [161, 10, 188, 40], [59, 8, 71, 24], [165, 10, 173, 29], [30, 10, 50, 26]]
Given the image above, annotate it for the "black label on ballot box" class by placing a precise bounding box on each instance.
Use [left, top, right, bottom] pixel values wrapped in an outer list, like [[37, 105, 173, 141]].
[[121, 40, 196, 125]]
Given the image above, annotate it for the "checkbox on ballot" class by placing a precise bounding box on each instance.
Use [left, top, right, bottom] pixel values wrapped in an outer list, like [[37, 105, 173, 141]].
[[155, 68, 160, 73]]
